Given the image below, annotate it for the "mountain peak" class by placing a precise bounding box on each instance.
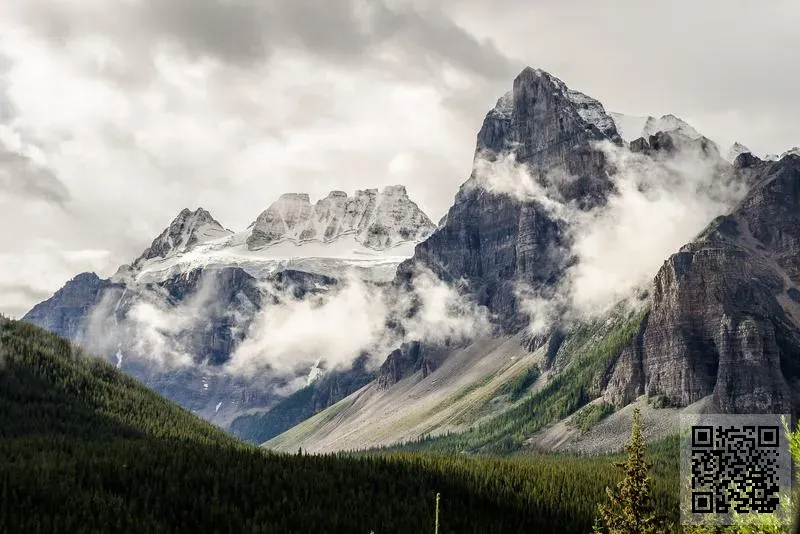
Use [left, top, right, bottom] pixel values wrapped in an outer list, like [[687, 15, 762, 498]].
[[132, 207, 232, 266], [642, 114, 701, 140], [478, 66, 619, 158], [246, 186, 435, 250], [726, 142, 752, 163]]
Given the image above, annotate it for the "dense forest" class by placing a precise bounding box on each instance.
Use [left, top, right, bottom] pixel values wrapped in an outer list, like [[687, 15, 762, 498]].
[[0, 316, 683, 533]]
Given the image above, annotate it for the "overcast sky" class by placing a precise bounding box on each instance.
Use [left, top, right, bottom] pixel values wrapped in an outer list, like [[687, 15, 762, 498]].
[[1, 0, 798, 318]]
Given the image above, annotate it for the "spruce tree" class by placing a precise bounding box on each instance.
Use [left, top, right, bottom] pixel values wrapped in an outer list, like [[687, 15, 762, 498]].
[[595, 406, 660, 534]]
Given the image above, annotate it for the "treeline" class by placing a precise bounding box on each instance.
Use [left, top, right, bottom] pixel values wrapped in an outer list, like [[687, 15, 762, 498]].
[[0, 316, 681, 533]]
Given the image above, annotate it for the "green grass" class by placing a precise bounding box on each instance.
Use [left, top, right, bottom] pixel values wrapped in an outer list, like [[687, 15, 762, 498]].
[[387, 309, 649, 455]]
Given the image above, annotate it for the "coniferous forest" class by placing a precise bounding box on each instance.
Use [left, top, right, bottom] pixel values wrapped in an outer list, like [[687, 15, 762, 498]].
[[0, 317, 683, 533]]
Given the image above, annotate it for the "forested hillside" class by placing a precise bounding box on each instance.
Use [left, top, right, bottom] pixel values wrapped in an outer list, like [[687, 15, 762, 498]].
[[0, 317, 679, 533]]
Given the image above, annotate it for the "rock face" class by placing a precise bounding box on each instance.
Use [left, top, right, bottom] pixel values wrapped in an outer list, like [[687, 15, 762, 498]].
[[23, 273, 115, 340], [399, 67, 620, 332], [607, 155, 800, 414], [376, 341, 442, 388], [23, 186, 437, 435], [246, 185, 435, 250], [133, 208, 232, 267]]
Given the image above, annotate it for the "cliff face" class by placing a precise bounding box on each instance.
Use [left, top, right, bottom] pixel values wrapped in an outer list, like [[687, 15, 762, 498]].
[[399, 67, 620, 333], [23, 273, 115, 340], [246, 185, 435, 250], [607, 155, 800, 414]]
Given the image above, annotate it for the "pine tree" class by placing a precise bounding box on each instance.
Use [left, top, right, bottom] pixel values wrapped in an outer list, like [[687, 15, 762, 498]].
[[595, 407, 660, 534]]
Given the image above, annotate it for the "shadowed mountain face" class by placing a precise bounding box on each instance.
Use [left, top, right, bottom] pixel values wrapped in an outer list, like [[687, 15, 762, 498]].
[[398, 67, 622, 333], [606, 155, 800, 414]]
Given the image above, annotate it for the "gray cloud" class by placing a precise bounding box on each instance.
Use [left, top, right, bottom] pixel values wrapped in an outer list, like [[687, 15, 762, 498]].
[[1, 0, 799, 320], [13, 0, 514, 83], [0, 143, 70, 204]]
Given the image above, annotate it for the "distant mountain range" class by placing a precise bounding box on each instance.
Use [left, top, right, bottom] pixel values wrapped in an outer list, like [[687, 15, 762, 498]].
[[24, 66, 800, 454], [24, 185, 436, 429]]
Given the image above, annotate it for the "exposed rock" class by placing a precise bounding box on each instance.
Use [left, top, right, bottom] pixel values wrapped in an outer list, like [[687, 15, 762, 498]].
[[246, 185, 435, 250], [23, 273, 115, 340], [629, 137, 650, 153], [133, 208, 232, 267], [607, 156, 800, 414], [377, 341, 446, 388], [399, 66, 620, 332], [734, 151, 762, 169]]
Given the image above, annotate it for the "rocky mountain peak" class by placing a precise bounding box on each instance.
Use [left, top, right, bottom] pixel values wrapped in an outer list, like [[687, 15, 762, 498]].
[[246, 185, 436, 250], [477, 67, 619, 157], [642, 114, 701, 140], [133, 208, 232, 267], [726, 142, 752, 163]]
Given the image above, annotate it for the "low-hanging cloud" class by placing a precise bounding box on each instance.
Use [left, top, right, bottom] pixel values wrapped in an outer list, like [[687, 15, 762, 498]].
[[83, 273, 230, 371], [225, 265, 491, 382], [467, 152, 569, 217], [566, 139, 748, 316], [475, 134, 751, 332], [77, 260, 492, 397], [226, 273, 388, 377], [392, 266, 493, 345]]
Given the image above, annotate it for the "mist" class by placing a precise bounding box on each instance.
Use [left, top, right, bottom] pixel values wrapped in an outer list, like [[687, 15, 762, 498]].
[[470, 131, 751, 330], [565, 138, 748, 316]]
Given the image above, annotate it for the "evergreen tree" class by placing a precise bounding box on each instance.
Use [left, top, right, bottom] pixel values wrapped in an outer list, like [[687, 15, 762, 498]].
[[595, 407, 660, 534]]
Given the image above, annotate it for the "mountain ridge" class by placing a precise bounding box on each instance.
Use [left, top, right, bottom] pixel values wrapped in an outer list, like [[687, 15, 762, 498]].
[[21, 64, 800, 456]]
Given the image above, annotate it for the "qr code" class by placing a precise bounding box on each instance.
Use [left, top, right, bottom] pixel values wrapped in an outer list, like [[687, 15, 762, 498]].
[[680, 414, 792, 526]]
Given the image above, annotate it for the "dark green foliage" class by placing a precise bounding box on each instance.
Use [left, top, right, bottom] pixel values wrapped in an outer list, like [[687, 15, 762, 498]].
[[569, 402, 615, 434], [391, 310, 648, 455], [648, 394, 676, 409], [595, 407, 662, 534], [230, 363, 374, 444], [500, 365, 541, 402], [0, 316, 682, 533], [229, 384, 318, 444]]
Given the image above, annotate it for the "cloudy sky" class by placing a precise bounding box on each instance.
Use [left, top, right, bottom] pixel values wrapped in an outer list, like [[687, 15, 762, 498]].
[[1, 0, 798, 318]]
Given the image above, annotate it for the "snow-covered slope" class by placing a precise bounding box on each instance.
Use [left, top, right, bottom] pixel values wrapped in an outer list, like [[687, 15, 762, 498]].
[[766, 147, 800, 161], [132, 208, 233, 267], [726, 142, 752, 163], [610, 112, 703, 142], [115, 186, 436, 284]]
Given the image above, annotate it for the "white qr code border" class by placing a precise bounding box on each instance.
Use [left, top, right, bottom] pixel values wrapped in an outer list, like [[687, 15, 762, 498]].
[[679, 414, 793, 526]]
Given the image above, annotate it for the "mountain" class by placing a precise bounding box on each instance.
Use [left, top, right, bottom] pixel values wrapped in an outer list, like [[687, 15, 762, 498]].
[[116, 186, 436, 285], [726, 141, 752, 163], [264, 67, 799, 455], [397, 67, 621, 334], [766, 146, 800, 161], [247, 185, 434, 250], [1, 316, 683, 533], [21, 64, 800, 459], [606, 153, 800, 414], [132, 207, 233, 267], [609, 112, 703, 143], [23, 186, 436, 433]]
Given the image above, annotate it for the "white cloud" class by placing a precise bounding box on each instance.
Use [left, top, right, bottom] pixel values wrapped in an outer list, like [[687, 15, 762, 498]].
[[395, 266, 493, 345], [226, 274, 388, 376], [224, 265, 491, 383], [566, 140, 747, 316]]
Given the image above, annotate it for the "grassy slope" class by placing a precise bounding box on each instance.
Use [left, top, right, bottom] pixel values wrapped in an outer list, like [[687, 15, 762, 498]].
[[0, 316, 680, 533], [270, 307, 648, 456]]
